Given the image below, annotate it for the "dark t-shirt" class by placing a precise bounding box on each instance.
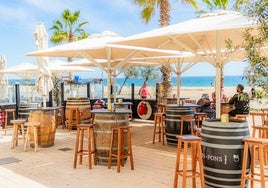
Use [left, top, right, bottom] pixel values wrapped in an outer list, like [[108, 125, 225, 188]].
[[229, 92, 250, 114]]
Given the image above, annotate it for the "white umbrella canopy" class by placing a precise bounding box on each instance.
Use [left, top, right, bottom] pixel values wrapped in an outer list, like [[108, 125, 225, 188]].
[[0, 55, 8, 86], [27, 31, 183, 105], [113, 10, 260, 117], [0, 54, 8, 101], [34, 23, 53, 107], [0, 61, 96, 76]]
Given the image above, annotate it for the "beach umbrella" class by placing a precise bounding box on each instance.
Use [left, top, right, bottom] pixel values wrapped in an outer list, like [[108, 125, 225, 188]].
[[27, 31, 183, 105], [0, 55, 8, 86], [113, 10, 260, 117], [0, 54, 8, 100], [0, 61, 96, 101], [34, 23, 53, 107]]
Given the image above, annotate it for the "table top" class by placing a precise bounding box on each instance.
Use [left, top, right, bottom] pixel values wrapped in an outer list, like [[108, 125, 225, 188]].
[[91, 108, 132, 114]]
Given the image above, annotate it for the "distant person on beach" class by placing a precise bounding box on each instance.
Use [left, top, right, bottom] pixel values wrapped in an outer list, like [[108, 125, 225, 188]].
[[139, 82, 151, 99], [228, 84, 250, 117]]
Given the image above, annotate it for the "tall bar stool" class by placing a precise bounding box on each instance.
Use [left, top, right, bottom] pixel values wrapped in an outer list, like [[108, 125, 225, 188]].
[[250, 112, 267, 138], [24, 122, 41, 152], [174, 135, 205, 188], [194, 112, 208, 128], [241, 137, 268, 188], [10, 119, 26, 149], [152, 112, 165, 145], [73, 123, 96, 169], [66, 107, 79, 131], [4, 109, 15, 135], [234, 114, 248, 120], [180, 115, 194, 135], [108, 126, 134, 173]]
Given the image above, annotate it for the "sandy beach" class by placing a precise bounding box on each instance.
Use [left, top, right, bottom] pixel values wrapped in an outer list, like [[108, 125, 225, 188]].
[[3, 84, 266, 110]]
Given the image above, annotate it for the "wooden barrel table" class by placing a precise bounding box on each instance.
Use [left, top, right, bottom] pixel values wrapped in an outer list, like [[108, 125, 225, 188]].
[[165, 104, 194, 146], [92, 108, 131, 166], [66, 98, 91, 125], [28, 109, 56, 148], [201, 119, 250, 187]]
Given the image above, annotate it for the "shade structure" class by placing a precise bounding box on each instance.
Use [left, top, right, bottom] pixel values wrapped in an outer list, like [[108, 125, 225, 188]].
[[27, 31, 184, 105], [0, 54, 8, 100], [34, 23, 53, 107], [0, 55, 8, 87], [113, 10, 260, 117], [0, 61, 96, 76]]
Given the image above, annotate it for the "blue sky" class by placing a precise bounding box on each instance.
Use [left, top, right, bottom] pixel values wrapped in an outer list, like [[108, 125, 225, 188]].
[[0, 0, 248, 79]]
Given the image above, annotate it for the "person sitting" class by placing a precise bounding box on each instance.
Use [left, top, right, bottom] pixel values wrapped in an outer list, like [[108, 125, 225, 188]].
[[228, 84, 250, 117], [196, 97, 216, 119]]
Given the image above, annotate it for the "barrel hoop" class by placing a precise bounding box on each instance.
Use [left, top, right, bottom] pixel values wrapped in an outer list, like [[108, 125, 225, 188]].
[[202, 125, 248, 132], [205, 181, 241, 188], [95, 130, 112, 134], [96, 146, 111, 150], [201, 141, 243, 149], [204, 166, 243, 175], [201, 133, 248, 140], [95, 119, 127, 124]]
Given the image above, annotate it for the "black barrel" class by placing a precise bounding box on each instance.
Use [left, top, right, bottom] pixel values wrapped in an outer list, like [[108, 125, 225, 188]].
[[201, 119, 250, 188], [165, 104, 194, 146], [18, 103, 39, 119]]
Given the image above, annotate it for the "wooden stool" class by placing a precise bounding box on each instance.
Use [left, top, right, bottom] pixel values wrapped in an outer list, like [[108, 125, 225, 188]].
[[24, 122, 41, 152], [250, 112, 267, 138], [73, 123, 96, 169], [66, 107, 79, 131], [58, 106, 65, 128], [194, 112, 208, 128], [174, 135, 205, 188], [180, 115, 194, 135], [195, 128, 202, 137], [108, 126, 134, 173], [152, 112, 165, 145], [4, 109, 15, 135], [10, 119, 26, 149], [241, 138, 268, 188], [234, 114, 248, 121]]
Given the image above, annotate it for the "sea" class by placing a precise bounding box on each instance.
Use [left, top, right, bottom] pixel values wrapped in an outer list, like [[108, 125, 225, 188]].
[[8, 75, 248, 87]]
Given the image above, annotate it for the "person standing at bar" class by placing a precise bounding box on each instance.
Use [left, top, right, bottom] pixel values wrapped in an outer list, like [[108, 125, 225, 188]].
[[228, 84, 250, 117]]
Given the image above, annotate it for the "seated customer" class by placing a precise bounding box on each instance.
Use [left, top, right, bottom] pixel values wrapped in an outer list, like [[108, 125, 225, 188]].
[[228, 84, 250, 117]]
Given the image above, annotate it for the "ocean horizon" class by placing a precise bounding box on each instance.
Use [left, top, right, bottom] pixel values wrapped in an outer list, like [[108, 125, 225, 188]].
[[8, 75, 248, 87]]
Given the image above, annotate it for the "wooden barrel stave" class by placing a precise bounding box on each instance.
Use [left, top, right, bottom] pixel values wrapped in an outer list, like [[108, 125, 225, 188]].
[[94, 113, 129, 166], [28, 110, 56, 148], [201, 119, 250, 187], [66, 98, 91, 125], [165, 105, 194, 146]]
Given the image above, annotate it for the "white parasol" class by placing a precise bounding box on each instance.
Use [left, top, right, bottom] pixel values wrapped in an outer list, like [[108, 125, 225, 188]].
[[34, 23, 53, 107], [0, 54, 8, 101], [113, 10, 261, 117], [27, 31, 182, 106]]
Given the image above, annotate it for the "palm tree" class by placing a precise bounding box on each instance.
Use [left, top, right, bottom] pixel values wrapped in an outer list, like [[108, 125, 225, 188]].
[[134, 0, 199, 98], [198, 0, 249, 13], [50, 9, 89, 44], [49, 9, 89, 99]]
